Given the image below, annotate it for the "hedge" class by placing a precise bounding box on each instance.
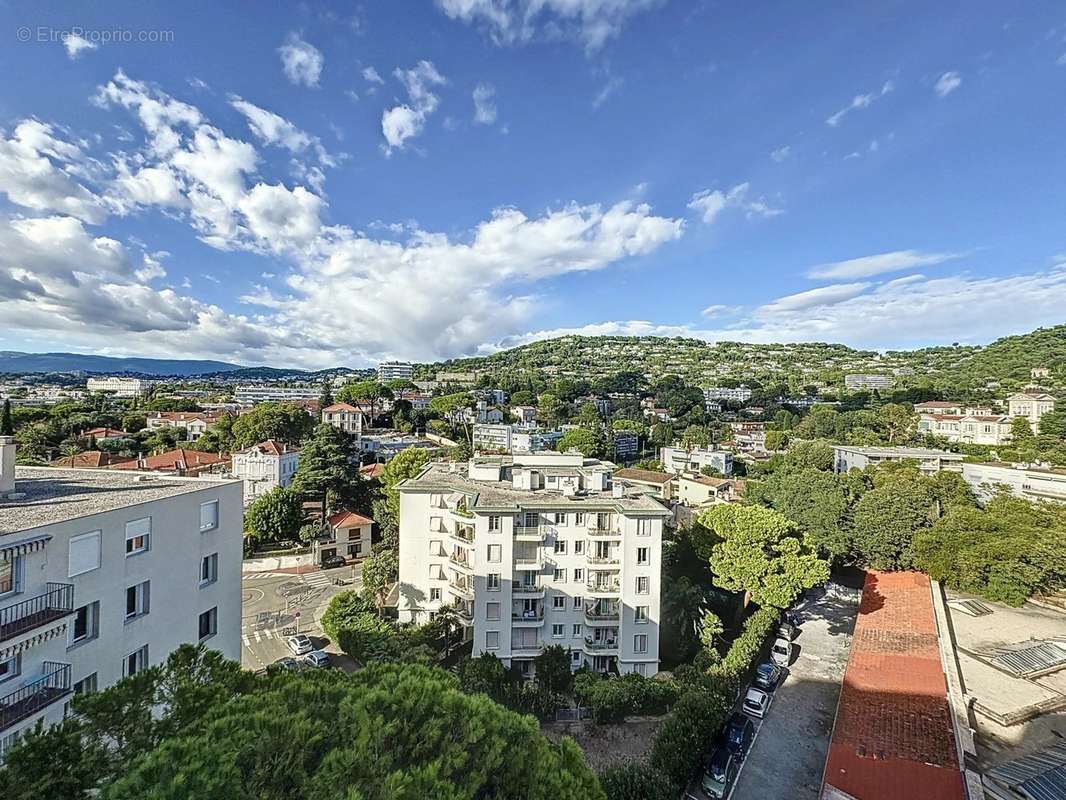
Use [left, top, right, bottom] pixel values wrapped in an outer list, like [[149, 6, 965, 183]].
[[574, 672, 680, 724]]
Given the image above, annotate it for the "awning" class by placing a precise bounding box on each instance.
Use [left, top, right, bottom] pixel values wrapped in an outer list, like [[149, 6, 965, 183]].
[[0, 533, 51, 560]]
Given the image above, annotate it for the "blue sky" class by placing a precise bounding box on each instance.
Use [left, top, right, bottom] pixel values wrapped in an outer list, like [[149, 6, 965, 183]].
[[1, 1, 1065, 368]]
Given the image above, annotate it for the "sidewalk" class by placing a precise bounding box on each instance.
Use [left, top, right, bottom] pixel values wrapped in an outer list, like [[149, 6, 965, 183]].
[[243, 552, 316, 573]]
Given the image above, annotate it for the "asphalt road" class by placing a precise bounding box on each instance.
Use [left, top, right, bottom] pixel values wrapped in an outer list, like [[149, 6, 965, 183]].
[[240, 563, 362, 671]]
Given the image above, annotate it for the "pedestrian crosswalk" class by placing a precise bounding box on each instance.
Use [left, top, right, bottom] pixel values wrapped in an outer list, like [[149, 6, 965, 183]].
[[301, 572, 332, 589], [241, 628, 280, 646], [242, 572, 285, 582]]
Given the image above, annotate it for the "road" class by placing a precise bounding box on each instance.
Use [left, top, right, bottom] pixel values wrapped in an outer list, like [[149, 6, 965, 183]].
[[240, 563, 362, 671], [730, 586, 859, 800]]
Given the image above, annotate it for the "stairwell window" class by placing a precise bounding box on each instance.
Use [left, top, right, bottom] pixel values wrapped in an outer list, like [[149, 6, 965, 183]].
[[636, 576, 649, 595], [125, 581, 150, 621], [634, 634, 648, 654]]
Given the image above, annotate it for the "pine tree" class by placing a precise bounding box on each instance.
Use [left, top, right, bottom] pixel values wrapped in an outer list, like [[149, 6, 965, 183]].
[[319, 378, 334, 410], [0, 399, 12, 436], [292, 424, 356, 520]]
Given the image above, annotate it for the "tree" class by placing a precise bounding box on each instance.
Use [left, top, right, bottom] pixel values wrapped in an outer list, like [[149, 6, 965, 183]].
[[1010, 415, 1037, 449], [458, 653, 510, 697], [121, 413, 147, 433], [557, 427, 603, 458], [764, 430, 788, 452], [537, 392, 565, 428], [337, 380, 394, 423], [598, 762, 675, 800], [576, 401, 602, 430], [321, 590, 376, 641], [318, 378, 334, 410], [231, 403, 313, 449], [850, 470, 937, 570], [381, 447, 431, 520], [784, 439, 834, 472], [244, 487, 305, 546], [700, 504, 830, 609], [880, 403, 917, 444], [1038, 410, 1066, 438], [752, 468, 858, 562], [534, 645, 574, 694], [648, 686, 734, 793], [291, 423, 357, 520], [430, 392, 476, 442], [680, 424, 709, 450], [362, 544, 399, 607], [698, 611, 724, 652], [1, 399, 12, 435]]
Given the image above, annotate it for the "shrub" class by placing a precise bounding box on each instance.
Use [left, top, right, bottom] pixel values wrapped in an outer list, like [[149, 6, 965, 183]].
[[575, 672, 680, 724], [599, 761, 676, 800], [648, 686, 733, 792], [716, 607, 778, 687]]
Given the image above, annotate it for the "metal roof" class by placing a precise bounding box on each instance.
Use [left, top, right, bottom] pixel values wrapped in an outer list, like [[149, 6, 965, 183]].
[[986, 740, 1066, 800], [991, 641, 1066, 678]]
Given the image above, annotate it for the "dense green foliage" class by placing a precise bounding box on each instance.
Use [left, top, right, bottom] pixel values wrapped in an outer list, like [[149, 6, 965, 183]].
[[573, 672, 681, 724], [231, 402, 314, 449], [243, 487, 305, 547], [598, 762, 676, 800]]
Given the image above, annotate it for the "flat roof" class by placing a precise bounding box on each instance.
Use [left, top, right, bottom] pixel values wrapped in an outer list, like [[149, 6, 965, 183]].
[[834, 445, 965, 459], [1, 467, 238, 535]]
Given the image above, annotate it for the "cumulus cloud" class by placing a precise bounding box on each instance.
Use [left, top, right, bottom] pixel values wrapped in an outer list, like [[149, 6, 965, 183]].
[[770, 145, 790, 162], [278, 33, 323, 87], [472, 83, 497, 124], [934, 71, 962, 97], [687, 183, 782, 225], [807, 249, 962, 279], [435, 0, 662, 53], [63, 34, 98, 60], [229, 96, 335, 166], [363, 66, 384, 84], [381, 61, 447, 152], [826, 80, 894, 126]]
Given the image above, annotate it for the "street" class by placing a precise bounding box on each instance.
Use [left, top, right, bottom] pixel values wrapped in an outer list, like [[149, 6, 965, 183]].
[[240, 563, 363, 671]]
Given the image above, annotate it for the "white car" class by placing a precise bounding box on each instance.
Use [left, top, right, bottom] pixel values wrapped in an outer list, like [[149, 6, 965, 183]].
[[286, 634, 313, 655], [742, 686, 772, 718], [302, 650, 330, 668], [770, 637, 794, 667]]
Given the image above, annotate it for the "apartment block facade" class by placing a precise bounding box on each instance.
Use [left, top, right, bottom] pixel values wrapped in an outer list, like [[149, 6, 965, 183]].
[[397, 453, 668, 678], [0, 437, 241, 755], [85, 377, 153, 397], [377, 361, 414, 382], [230, 439, 300, 504]]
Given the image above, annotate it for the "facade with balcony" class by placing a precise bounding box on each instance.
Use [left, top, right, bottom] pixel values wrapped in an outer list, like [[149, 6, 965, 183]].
[[397, 452, 667, 679], [0, 436, 242, 756]]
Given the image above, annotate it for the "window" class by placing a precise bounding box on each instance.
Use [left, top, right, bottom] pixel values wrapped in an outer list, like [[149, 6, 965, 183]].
[[430, 588, 441, 601], [486, 602, 501, 621], [575, 512, 586, 526], [70, 601, 99, 646], [488, 515, 501, 532], [198, 607, 217, 640], [487, 573, 501, 591], [637, 547, 650, 566], [487, 544, 501, 563], [634, 634, 648, 654], [523, 512, 538, 528], [0, 557, 18, 595], [73, 673, 98, 695], [573, 568, 584, 582], [572, 624, 582, 636], [552, 624, 564, 638], [554, 512, 566, 525], [125, 517, 151, 556], [635, 605, 649, 624], [552, 595, 565, 609], [485, 631, 499, 650], [636, 519, 652, 536], [429, 539, 442, 556], [573, 596, 583, 609], [554, 540, 567, 555], [124, 645, 148, 677], [572, 651, 582, 665], [633, 663, 647, 676], [0, 655, 20, 684], [68, 531, 101, 578], [200, 554, 218, 586], [553, 568, 565, 582], [125, 581, 150, 621], [636, 576, 649, 595], [574, 540, 584, 555], [348, 541, 362, 557], [199, 500, 219, 531]]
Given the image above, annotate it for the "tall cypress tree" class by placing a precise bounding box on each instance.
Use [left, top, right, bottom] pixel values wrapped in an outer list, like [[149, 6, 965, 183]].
[[1, 399, 13, 436]]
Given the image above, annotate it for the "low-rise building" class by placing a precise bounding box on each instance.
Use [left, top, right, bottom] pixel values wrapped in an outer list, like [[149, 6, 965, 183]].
[[832, 445, 964, 474], [0, 436, 241, 756], [233, 385, 319, 405], [230, 440, 300, 505], [612, 468, 674, 500], [471, 424, 562, 454], [511, 406, 538, 426], [48, 451, 135, 469], [318, 510, 374, 563], [917, 413, 1013, 445], [321, 403, 364, 441], [397, 453, 668, 678], [1007, 392, 1056, 431], [913, 401, 967, 415], [676, 474, 746, 507], [85, 377, 153, 397], [704, 386, 752, 403], [961, 461, 1066, 504], [659, 446, 733, 476], [145, 412, 220, 442], [844, 374, 894, 391], [729, 421, 767, 453], [81, 427, 131, 441], [111, 449, 230, 477]]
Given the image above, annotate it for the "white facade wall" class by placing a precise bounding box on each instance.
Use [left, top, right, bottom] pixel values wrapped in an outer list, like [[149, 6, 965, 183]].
[[962, 462, 1066, 504], [231, 450, 299, 504], [85, 377, 151, 397], [660, 446, 733, 476], [233, 386, 319, 405]]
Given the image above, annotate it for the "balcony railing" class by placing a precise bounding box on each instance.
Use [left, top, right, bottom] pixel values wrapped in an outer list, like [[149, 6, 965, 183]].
[[587, 527, 622, 538], [450, 527, 474, 544], [583, 638, 619, 651], [447, 579, 474, 598], [514, 526, 544, 540], [448, 552, 473, 570], [512, 583, 544, 596], [0, 584, 75, 644], [586, 554, 620, 566], [586, 580, 621, 595], [512, 608, 544, 622], [0, 662, 71, 732], [585, 604, 620, 620]]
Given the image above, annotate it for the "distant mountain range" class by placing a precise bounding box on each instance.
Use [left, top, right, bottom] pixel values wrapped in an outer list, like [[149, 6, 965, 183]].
[[0, 351, 322, 378]]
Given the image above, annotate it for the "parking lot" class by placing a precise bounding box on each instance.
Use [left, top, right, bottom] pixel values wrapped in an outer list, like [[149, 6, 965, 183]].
[[729, 586, 859, 800], [240, 563, 362, 671]]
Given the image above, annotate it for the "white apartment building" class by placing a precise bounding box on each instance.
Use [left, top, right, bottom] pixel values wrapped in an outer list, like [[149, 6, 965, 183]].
[[660, 445, 733, 477], [0, 436, 241, 755], [230, 440, 300, 504], [233, 385, 319, 405], [832, 445, 964, 475], [472, 424, 562, 454], [917, 413, 1013, 445], [844, 374, 894, 391], [962, 462, 1066, 504], [1007, 392, 1056, 431], [85, 377, 153, 397], [704, 386, 753, 403], [321, 403, 364, 444], [377, 361, 414, 383], [397, 453, 668, 678], [511, 406, 538, 426], [145, 411, 218, 442]]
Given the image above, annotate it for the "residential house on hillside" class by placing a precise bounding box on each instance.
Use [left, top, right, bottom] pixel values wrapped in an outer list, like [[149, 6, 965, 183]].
[[230, 439, 300, 505], [145, 412, 221, 442], [81, 427, 131, 441], [321, 403, 364, 442], [48, 451, 135, 469], [1007, 392, 1056, 431], [832, 445, 964, 475], [676, 474, 746, 507], [612, 468, 674, 500], [962, 461, 1066, 503], [917, 412, 1013, 445], [511, 406, 537, 426], [728, 421, 767, 453], [660, 445, 733, 476], [111, 449, 230, 477]]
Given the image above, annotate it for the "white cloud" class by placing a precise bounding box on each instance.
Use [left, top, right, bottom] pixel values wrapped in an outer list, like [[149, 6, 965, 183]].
[[237, 183, 324, 253], [278, 34, 323, 87], [808, 249, 962, 279], [63, 34, 98, 60], [688, 183, 782, 225], [826, 80, 894, 126], [229, 97, 335, 166], [701, 304, 739, 319], [934, 71, 962, 97], [592, 75, 623, 109], [758, 283, 870, 313], [363, 66, 384, 84], [473, 83, 497, 124], [1057, 53, 1066, 66], [770, 145, 790, 162], [381, 61, 447, 152], [435, 0, 662, 53]]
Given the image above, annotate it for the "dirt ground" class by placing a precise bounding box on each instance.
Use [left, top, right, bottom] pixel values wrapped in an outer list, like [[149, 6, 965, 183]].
[[542, 717, 665, 771]]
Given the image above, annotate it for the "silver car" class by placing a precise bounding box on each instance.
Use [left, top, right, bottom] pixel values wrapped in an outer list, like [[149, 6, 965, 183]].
[[286, 634, 313, 655], [302, 650, 330, 668], [742, 686, 772, 718]]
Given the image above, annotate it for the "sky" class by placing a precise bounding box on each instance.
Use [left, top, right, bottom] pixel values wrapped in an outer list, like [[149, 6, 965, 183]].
[[1, 1, 1065, 369]]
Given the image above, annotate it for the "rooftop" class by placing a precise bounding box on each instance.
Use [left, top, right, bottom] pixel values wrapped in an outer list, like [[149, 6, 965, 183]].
[[834, 445, 965, 459], [1, 467, 238, 535], [613, 468, 673, 485]]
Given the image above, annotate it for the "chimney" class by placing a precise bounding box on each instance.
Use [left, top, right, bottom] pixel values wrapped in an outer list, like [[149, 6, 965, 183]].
[[0, 436, 16, 496], [612, 481, 624, 498]]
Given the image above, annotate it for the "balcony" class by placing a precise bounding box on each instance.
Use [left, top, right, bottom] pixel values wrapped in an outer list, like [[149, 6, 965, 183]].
[[582, 637, 619, 654], [586, 580, 621, 596], [514, 526, 545, 542], [511, 642, 543, 656], [0, 584, 75, 644], [513, 552, 543, 568], [450, 526, 474, 545], [448, 551, 473, 572], [447, 578, 474, 599], [512, 583, 544, 598], [512, 608, 545, 626], [0, 662, 71, 732], [585, 603, 620, 624], [586, 554, 620, 567], [586, 527, 622, 539], [454, 603, 474, 623]]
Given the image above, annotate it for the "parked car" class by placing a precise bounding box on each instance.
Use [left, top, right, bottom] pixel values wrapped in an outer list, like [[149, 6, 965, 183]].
[[302, 650, 330, 668], [770, 637, 794, 667], [286, 634, 313, 655], [722, 712, 755, 761], [753, 661, 782, 692], [742, 686, 772, 718], [701, 746, 738, 799], [777, 621, 797, 641], [322, 555, 347, 569], [272, 657, 300, 671]]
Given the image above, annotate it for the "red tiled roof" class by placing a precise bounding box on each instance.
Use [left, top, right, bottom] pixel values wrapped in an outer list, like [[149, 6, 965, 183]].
[[148, 411, 209, 422], [328, 510, 374, 528], [614, 468, 673, 485], [821, 571, 965, 800], [111, 448, 229, 475], [82, 427, 129, 438], [360, 463, 385, 479], [48, 451, 135, 468], [322, 402, 360, 413], [914, 401, 961, 409], [244, 439, 298, 456]]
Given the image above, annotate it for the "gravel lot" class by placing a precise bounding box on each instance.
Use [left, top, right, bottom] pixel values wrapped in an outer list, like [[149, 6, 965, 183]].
[[730, 587, 859, 800]]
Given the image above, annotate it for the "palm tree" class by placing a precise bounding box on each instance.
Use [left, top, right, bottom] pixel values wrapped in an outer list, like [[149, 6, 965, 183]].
[[434, 604, 463, 658]]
